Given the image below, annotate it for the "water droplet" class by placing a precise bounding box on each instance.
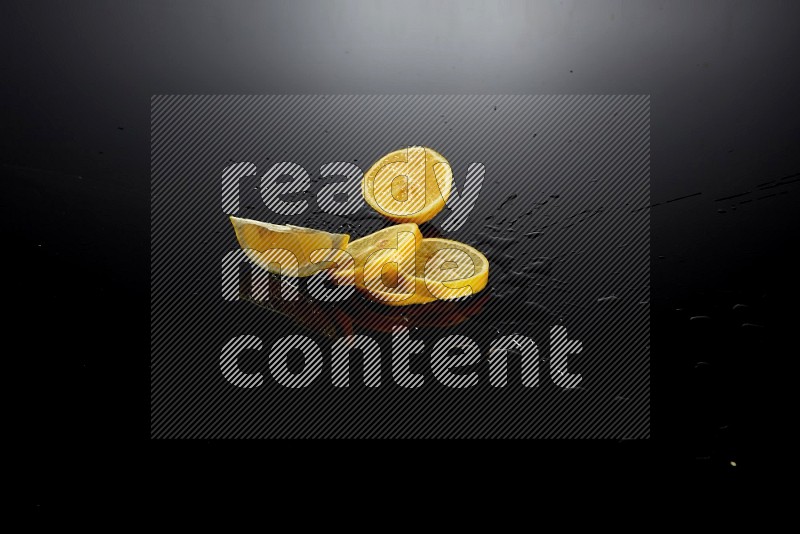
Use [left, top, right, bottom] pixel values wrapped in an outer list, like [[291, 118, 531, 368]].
[[475, 233, 518, 251], [521, 258, 552, 275]]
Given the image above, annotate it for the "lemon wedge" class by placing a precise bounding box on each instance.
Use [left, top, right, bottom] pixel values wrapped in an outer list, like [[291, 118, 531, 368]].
[[230, 216, 349, 277], [330, 223, 422, 289]]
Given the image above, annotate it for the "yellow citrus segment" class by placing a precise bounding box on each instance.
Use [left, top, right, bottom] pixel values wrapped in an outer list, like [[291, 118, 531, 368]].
[[230, 216, 349, 277], [381, 238, 489, 306], [362, 146, 452, 224], [331, 223, 422, 288]]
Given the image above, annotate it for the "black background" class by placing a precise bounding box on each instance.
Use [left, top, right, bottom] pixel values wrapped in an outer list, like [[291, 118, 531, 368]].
[[7, 0, 797, 504]]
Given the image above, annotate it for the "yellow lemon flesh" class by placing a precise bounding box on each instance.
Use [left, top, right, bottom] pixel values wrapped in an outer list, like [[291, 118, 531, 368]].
[[230, 216, 349, 277], [362, 146, 453, 224]]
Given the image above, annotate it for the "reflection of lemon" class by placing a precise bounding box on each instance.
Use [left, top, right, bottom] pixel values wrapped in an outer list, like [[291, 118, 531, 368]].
[[230, 216, 349, 277], [362, 146, 452, 224], [334, 224, 489, 306]]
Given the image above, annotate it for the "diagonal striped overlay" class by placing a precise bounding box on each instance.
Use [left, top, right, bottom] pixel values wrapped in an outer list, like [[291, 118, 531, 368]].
[[151, 95, 650, 439]]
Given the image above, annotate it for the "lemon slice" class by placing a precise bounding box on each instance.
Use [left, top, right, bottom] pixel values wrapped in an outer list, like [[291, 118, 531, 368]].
[[368, 238, 488, 306], [331, 223, 422, 288], [362, 146, 452, 224], [414, 238, 489, 302], [334, 226, 489, 306], [230, 216, 349, 277]]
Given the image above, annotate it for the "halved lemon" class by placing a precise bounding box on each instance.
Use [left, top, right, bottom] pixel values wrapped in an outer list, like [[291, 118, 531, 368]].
[[230, 216, 349, 277], [362, 146, 452, 224]]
